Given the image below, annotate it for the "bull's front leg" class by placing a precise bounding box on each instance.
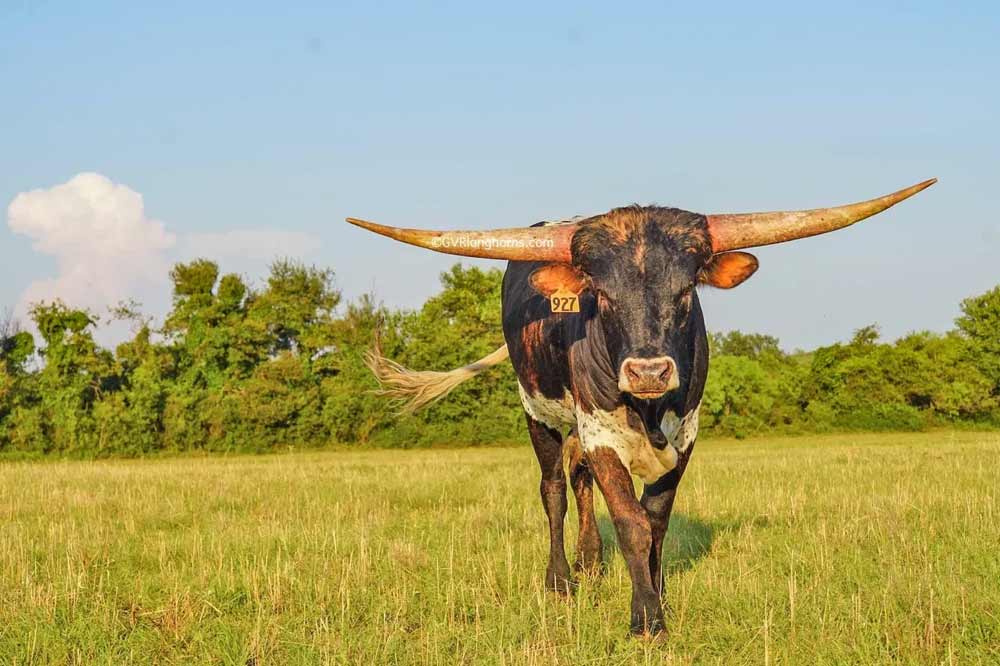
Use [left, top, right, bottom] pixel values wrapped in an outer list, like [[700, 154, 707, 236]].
[[587, 447, 665, 636], [640, 472, 679, 597], [644, 410, 699, 596]]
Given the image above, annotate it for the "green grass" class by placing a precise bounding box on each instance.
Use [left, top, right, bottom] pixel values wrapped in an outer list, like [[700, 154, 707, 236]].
[[1, 431, 998, 665]]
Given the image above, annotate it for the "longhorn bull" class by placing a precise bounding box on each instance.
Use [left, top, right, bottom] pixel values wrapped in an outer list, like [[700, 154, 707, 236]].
[[348, 179, 935, 635]]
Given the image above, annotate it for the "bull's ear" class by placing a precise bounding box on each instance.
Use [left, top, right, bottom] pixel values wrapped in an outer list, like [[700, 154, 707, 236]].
[[699, 252, 759, 289], [529, 263, 590, 297]]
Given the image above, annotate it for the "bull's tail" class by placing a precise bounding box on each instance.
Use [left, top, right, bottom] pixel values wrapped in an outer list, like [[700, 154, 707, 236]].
[[364, 338, 510, 414]]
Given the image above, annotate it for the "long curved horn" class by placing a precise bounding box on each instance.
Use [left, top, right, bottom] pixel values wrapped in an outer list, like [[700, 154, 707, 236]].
[[346, 217, 577, 262], [706, 178, 936, 252]]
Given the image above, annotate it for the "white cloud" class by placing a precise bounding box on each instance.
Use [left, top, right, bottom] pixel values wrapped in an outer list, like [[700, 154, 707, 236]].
[[7, 172, 175, 322], [7, 173, 320, 344]]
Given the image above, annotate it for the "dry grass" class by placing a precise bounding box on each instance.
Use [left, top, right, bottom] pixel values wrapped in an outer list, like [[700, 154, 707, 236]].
[[1, 431, 998, 664]]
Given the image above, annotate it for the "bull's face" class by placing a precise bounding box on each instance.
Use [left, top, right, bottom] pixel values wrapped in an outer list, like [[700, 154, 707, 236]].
[[529, 207, 758, 399]]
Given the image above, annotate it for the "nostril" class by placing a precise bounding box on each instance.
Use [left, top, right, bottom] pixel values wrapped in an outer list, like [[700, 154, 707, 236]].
[[621, 358, 677, 390], [620, 357, 677, 394]]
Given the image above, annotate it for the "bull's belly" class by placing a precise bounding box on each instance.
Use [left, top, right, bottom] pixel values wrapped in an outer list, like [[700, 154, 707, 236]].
[[517, 382, 700, 484]]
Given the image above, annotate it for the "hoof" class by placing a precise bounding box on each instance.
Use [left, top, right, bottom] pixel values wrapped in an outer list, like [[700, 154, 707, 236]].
[[629, 616, 667, 638], [629, 600, 666, 636], [545, 566, 576, 595]]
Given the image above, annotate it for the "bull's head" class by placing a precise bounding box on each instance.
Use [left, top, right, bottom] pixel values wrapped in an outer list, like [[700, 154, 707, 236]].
[[348, 179, 935, 399], [528, 207, 759, 398]]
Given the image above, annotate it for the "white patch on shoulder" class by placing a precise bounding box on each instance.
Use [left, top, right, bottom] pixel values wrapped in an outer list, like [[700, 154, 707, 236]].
[[660, 401, 701, 454], [577, 407, 678, 484], [518, 382, 576, 429]]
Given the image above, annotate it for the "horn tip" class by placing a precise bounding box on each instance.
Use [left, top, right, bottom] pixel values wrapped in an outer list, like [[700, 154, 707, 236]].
[[903, 178, 937, 198], [346, 217, 378, 231]]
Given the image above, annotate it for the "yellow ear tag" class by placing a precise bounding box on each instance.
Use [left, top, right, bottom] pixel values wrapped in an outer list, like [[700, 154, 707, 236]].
[[550, 287, 580, 313]]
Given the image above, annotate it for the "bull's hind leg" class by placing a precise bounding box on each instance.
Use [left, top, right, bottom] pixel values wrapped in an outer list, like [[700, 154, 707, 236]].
[[525, 415, 572, 594], [565, 429, 602, 573]]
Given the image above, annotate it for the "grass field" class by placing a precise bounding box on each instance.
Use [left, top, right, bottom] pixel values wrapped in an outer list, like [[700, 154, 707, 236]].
[[1, 432, 998, 665]]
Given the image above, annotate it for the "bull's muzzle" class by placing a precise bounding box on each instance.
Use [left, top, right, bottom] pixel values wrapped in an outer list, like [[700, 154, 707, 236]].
[[618, 356, 679, 399]]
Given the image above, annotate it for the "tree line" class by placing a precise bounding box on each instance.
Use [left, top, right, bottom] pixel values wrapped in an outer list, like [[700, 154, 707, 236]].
[[1, 259, 998, 457]]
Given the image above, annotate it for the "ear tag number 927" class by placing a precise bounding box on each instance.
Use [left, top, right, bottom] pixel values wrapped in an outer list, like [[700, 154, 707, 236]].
[[550, 287, 580, 313]]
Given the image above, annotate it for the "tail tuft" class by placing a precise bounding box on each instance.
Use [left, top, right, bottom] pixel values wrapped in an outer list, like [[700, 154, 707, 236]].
[[364, 334, 509, 414]]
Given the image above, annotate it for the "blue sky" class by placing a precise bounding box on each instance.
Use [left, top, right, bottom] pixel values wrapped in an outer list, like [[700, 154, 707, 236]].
[[1, 1, 997, 350]]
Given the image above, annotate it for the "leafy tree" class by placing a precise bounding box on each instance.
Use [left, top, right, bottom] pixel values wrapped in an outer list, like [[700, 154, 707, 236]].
[[13, 302, 113, 452], [702, 355, 775, 437], [0, 311, 36, 449], [893, 331, 995, 418], [710, 331, 782, 361], [850, 324, 881, 348], [956, 286, 1000, 394], [1, 310, 35, 372], [248, 259, 340, 357], [322, 293, 399, 444]]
